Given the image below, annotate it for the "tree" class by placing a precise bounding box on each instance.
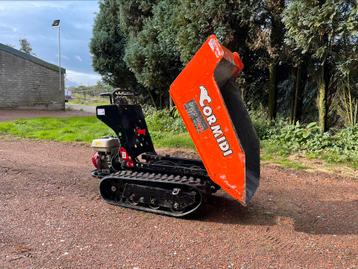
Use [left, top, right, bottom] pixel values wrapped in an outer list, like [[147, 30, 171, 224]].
[[124, 0, 259, 107], [230, 0, 287, 119], [283, 0, 357, 132], [290, 55, 308, 124], [91, 0, 268, 108], [90, 0, 136, 89], [19, 38, 34, 55], [89, 0, 357, 125], [118, 0, 159, 36], [122, 0, 180, 107], [266, 0, 285, 121]]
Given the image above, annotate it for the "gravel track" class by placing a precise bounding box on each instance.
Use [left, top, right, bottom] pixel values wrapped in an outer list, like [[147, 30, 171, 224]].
[[0, 138, 357, 268]]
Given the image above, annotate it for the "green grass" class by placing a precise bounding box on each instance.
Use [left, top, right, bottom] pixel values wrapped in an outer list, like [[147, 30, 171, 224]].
[[0, 116, 194, 149], [150, 132, 194, 148], [0, 115, 356, 171], [260, 141, 308, 170], [0, 116, 310, 170], [260, 134, 358, 170], [0, 117, 111, 142], [68, 93, 108, 107]]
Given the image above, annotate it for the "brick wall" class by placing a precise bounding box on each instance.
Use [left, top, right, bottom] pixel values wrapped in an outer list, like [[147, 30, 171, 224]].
[[0, 49, 65, 110]]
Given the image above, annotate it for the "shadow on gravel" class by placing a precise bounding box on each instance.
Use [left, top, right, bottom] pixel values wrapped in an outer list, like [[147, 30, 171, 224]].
[[194, 192, 358, 236]]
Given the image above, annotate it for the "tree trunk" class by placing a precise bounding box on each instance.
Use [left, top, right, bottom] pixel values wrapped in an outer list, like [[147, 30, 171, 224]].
[[268, 62, 278, 121], [318, 62, 329, 133], [144, 88, 156, 107], [169, 96, 173, 109], [290, 62, 307, 123], [316, 0, 330, 133], [267, 0, 284, 121]]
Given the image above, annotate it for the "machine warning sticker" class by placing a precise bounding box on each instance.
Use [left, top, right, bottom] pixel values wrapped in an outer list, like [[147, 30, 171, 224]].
[[97, 108, 105, 116], [184, 100, 208, 133], [208, 38, 223, 58]]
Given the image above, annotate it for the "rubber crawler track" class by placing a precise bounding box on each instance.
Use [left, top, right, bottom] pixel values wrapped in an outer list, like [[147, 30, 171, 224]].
[[99, 170, 212, 217]]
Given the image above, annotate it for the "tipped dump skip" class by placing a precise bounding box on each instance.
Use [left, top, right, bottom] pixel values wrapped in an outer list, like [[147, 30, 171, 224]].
[[170, 35, 260, 205]]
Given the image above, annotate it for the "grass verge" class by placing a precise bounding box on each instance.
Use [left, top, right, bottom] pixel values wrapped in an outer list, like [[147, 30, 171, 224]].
[[68, 94, 108, 107], [0, 116, 193, 149], [0, 116, 356, 174]]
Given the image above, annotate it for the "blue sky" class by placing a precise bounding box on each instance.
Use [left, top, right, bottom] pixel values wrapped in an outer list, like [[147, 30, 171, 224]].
[[0, 1, 101, 86]]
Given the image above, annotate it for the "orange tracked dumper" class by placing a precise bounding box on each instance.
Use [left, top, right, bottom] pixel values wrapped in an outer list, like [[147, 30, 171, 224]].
[[91, 35, 260, 216]]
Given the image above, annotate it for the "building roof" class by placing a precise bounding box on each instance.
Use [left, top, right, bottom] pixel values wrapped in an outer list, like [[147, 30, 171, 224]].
[[0, 43, 65, 73]]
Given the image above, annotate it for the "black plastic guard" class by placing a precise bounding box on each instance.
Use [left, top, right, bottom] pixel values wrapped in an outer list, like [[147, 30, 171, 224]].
[[96, 105, 156, 158], [215, 62, 260, 204]]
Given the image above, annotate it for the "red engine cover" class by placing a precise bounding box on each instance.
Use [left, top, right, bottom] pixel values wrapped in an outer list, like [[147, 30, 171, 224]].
[[91, 152, 100, 169]]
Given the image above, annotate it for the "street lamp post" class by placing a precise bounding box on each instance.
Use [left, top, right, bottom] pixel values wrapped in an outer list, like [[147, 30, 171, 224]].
[[52, 19, 62, 93]]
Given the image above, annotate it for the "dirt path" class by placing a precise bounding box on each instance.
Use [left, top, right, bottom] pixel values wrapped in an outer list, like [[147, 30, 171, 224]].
[[0, 138, 357, 268], [0, 109, 92, 122]]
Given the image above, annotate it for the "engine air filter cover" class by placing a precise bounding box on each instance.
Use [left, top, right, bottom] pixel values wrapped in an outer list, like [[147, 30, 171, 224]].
[[91, 138, 119, 153]]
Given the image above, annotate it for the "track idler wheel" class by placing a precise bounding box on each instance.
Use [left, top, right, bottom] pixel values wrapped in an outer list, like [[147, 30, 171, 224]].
[[100, 178, 124, 203]]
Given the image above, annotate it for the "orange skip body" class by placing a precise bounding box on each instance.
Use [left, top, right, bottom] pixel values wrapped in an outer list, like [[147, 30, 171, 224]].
[[170, 35, 260, 205]]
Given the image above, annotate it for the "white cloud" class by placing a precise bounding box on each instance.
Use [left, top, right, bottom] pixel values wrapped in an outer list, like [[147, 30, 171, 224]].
[[73, 22, 92, 31], [66, 70, 101, 86], [30, 2, 73, 9], [75, 55, 83, 62], [0, 23, 17, 32], [0, 1, 96, 12], [54, 54, 70, 61], [0, 1, 73, 10]]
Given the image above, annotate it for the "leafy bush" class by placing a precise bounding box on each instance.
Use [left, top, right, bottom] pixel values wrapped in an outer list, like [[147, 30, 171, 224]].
[[143, 107, 358, 167], [261, 121, 358, 168], [144, 107, 186, 133]]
